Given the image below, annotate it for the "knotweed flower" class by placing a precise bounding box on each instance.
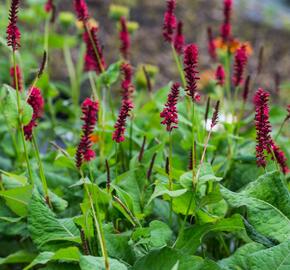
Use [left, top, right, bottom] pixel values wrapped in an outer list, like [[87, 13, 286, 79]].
[[74, 0, 89, 22], [215, 65, 225, 86], [207, 27, 216, 60], [160, 82, 180, 132], [220, 0, 232, 42], [23, 88, 44, 141], [10, 65, 23, 92], [184, 44, 200, 102], [270, 141, 289, 174], [45, 0, 53, 12], [242, 75, 251, 102], [83, 26, 106, 74], [163, 0, 177, 43], [119, 16, 130, 59], [6, 0, 21, 51], [211, 101, 220, 129], [233, 45, 248, 87], [75, 98, 99, 168], [174, 21, 185, 55], [254, 88, 272, 168], [112, 63, 134, 143]]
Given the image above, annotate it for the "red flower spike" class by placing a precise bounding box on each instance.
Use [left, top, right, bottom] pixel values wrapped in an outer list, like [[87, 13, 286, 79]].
[[112, 63, 135, 143], [74, 0, 89, 22], [215, 65, 225, 86], [270, 141, 289, 175], [75, 98, 99, 168], [6, 0, 21, 51], [233, 45, 248, 87], [10, 65, 23, 92], [254, 88, 272, 168], [163, 0, 177, 43], [160, 82, 180, 132], [23, 88, 44, 141], [207, 27, 216, 60], [45, 0, 54, 13], [184, 44, 200, 102], [83, 26, 106, 74], [220, 0, 232, 42], [174, 21, 185, 55], [119, 16, 130, 59]]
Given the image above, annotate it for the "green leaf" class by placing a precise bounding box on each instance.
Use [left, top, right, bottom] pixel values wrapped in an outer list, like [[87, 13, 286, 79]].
[[24, 247, 81, 270], [28, 192, 80, 250], [0, 169, 28, 186], [0, 250, 36, 265], [3, 85, 33, 127], [97, 62, 121, 86], [0, 185, 33, 216], [132, 247, 221, 270], [79, 255, 128, 270], [175, 214, 244, 254], [220, 172, 290, 242]]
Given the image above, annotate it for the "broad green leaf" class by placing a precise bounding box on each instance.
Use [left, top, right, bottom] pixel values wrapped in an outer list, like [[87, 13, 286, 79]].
[[24, 247, 80, 270], [132, 247, 221, 270], [175, 214, 244, 254], [28, 192, 80, 250], [3, 85, 33, 127], [0, 250, 36, 265], [79, 255, 128, 270], [97, 62, 121, 86], [220, 173, 290, 242], [0, 185, 33, 216], [0, 169, 28, 186]]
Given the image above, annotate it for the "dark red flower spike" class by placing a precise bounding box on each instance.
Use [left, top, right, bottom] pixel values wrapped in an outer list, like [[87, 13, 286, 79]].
[[6, 0, 21, 51], [163, 0, 177, 43], [220, 0, 232, 42], [207, 27, 217, 60], [119, 16, 130, 59], [215, 65, 225, 86], [233, 45, 248, 87], [174, 21, 185, 55], [74, 0, 89, 22]]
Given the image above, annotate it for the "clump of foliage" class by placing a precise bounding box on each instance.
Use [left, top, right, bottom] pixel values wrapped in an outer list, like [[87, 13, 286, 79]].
[[0, 0, 290, 270]]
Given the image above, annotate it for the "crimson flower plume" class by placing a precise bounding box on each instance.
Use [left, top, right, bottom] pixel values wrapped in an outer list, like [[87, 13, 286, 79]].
[[211, 101, 220, 129], [74, 0, 89, 22], [254, 88, 272, 168], [112, 63, 135, 143], [160, 82, 180, 132], [220, 0, 232, 42], [174, 21, 185, 55], [6, 0, 21, 51], [233, 45, 248, 87], [215, 65, 225, 86], [270, 141, 289, 175], [75, 98, 99, 168], [119, 16, 130, 59], [45, 0, 53, 12], [163, 0, 177, 43], [83, 26, 106, 74], [23, 88, 44, 141], [184, 44, 200, 102]]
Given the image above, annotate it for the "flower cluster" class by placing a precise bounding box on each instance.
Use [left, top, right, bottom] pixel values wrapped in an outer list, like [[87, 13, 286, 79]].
[[160, 83, 180, 132], [83, 26, 106, 74], [163, 0, 177, 42], [45, 0, 54, 13], [6, 0, 21, 51], [75, 98, 99, 168], [23, 88, 44, 141], [270, 142, 289, 174], [184, 44, 200, 102], [233, 45, 248, 87], [174, 21, 185, 55], [112, 63, 134, 143], [10, 65, 23, 92], [207, 27, 216, 60], [220, 0, 232, 42], [215, 65, 225, 86], [119, 16, 130, 59], [74, 0, 89, 22]]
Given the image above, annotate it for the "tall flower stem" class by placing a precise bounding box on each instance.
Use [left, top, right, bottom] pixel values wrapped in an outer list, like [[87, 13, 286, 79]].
[[32, 134, 51, 207], [275, 119, 287, 141], [12, 52, 33, 183], [191, 103, 196, 188], [171, 43, 186, 87], [82, 175, 109, 270], [168, 132, 173, 226]]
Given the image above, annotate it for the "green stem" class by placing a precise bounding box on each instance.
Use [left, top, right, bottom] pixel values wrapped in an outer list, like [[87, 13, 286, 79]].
[[32, 135, 51, 207], [171, 43, 186, 88], [12, 52, 33, 183], [191, 103, 196, 188], [169, 132, 173, 226], [275, 119, 287, 141], [129, 117, 133, 162]]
